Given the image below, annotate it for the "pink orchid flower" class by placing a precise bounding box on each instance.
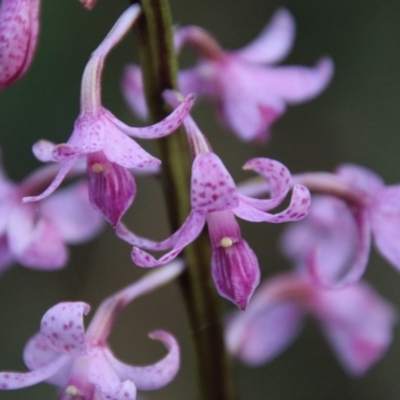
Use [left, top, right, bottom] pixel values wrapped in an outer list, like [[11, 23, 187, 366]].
[[0, 261, 183, 399], [226, 273, 397, 376], [23, 4, 195, 226], [122, 8, 333, 142], [0, 159, 103, 273], [117, 96, 311, 309], [279, 164, 400, 287], [0, 0, 40, 90]]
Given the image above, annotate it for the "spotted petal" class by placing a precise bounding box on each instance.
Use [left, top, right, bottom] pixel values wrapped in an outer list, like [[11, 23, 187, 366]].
[[108, 330, 180, 391], [234, 184, 310, 223], [0, 0, 40, 89], [40, 302, 90, 357], [240, 158, 292, 211]]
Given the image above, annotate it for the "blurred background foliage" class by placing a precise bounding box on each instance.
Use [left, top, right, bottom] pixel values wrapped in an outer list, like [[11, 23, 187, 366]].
[[1, 0, 400, 399]]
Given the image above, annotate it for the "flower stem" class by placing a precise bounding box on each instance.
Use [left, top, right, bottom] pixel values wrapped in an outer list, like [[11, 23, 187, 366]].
[[132, 1, 236, 399]]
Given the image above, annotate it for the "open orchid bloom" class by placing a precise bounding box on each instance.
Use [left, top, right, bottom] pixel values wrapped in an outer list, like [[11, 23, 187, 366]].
[[277, 164, 400, 287], [117, 99, 310, 309], [23, 4, 195, 226], [0, 261, 184, 399], [0, 0, 40, 90], [122, 8, 333, 142], [0, 159, 103, 273], [226, 273, 397, 376]]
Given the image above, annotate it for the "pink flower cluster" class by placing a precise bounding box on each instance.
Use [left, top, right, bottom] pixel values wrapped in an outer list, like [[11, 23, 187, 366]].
[[0, 1, 398, 398]]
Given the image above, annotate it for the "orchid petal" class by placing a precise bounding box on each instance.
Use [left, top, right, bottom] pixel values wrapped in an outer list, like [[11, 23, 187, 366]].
[[336, 163, 384, 196], [116, 223, 174, 252], [0, 355, 69, 390], [88, 349, 137, 400], [240, 158, 292, 210], [313, 283, 397, 375], [40, 302, 90, 357], [23, 333, 72, 387], [68, 113, 107, 153], [234, 184, 310, 223], [234, 8, 295, 64], [191, 152, 239, 212], [211, 238, 260, 310], [217, 63, 286, 142], [122, 64, 148, 119], [109, 330, 180, 391], [132, 211, 206, 267], [226, 302, 303, 366], [41, 181, 103, 243], [308, 207, 371, 288], [0, 0, 40, 90], [370, 185, 400, 270], [87, 152, 136, 227], [113, 94, 195, 139], [102, 124, 160, 169], [178, 68, 207, 96], [23, 158, 77, 203], [7, 205, 68, 269], [255, 58, 334, 103], [32, 140, 58, 162]]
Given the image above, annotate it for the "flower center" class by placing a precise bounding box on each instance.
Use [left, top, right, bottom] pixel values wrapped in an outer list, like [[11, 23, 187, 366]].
[[220, 237, 233, 248], [65, 385, 79, 397], [91, 163, 105, 173]]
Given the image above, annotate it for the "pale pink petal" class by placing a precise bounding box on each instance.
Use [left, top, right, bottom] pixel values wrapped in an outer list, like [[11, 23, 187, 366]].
[[308, 207, 371, 288], [281, 196, 359, 278], [40, 302, 90, 357], [122, 64, 148, 119], [234, 8, 295, 64], [108, 330, 180, 391], [67, 113, 106, 153], [370, 185, 400, 270], [240, 158, 292, 211], [255, 58, 334, 103], [191, 152, 239, 212], [87, 152, 136, 227], [7, 205, 68, 269], [226, 302, 303, 366], [0, 0, 40, 89], [211, 238, 260, 310], [32, 140, 58, 162], [336, 163, 384, 196], [23, 332, 72, 387], [113, 94, 195, 139], [132, 211, 206, 267], [0, 355, 69, 390], [88, 349, 137, 400], [217, 62, 286, 142], [234, 184, 310, 223], [23, 158, 77, 202], [41, 181, 103, 243], [116, 223, 174, 252], [313, 283, 397, 375], [102, 125, 160, 169], [178, 68, 207, 96]]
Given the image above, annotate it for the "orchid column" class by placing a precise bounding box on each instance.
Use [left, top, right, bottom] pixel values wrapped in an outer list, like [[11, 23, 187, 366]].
[[132, 1, 236, 400]]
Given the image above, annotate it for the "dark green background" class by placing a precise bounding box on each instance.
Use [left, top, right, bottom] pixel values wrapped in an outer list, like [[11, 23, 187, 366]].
[[1, 0, 400, 399]]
